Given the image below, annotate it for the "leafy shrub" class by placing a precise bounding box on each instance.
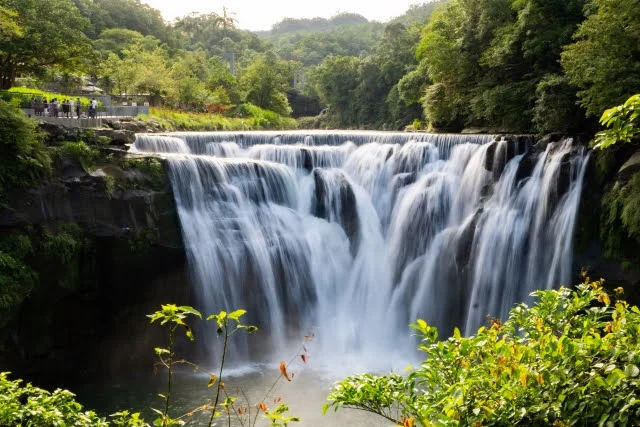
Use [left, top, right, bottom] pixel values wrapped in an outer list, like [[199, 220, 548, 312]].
[[0, 100, 51, 197], [296, 116, 326, 129], [422, 83, 463, 130], [325, 278, 640, 426], [0, 249, 37, 328], [83, 129, 112, 147], [533, 74, 584, 135], [0, 372, 109, 426], [0, 231, 36, 327], [594, 94, 640, 150], [120, 157, 165, 190], [61, 141, 100, 170], [601, 174, 640, 260]]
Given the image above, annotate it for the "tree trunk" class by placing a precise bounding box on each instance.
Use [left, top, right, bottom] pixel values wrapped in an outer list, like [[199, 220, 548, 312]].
[[0, 66, 16, 90]]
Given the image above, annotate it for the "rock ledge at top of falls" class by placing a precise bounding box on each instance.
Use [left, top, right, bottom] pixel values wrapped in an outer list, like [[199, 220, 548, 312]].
[[38, 121, 136, 146], [0, 154, 183, 249], [104, 117, 164, 133]]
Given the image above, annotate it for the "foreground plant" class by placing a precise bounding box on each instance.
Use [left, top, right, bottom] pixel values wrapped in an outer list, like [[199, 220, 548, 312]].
[[593, 94, 640, 150], [148, 304, 303, 427], [0, 372, 110, 426], [325, 277, 640, 426]]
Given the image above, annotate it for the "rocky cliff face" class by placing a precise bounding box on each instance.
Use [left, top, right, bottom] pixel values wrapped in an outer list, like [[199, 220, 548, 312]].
[[0, 140, 190, 386], [573, 143, 640, 302]]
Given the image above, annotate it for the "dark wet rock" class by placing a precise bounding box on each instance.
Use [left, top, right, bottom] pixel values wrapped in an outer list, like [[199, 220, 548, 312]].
[[300, 148, 313, 171], [485, 136, 532, 178], [556, 152, 573, 200], [538, 132, 565, 145], [618, 151, 640, 183], [516, 139, 549, 182], [0, 157, 181, 248], [312, 169, 360, 254], [455, 208, 482, 269], [104, 119, 148, 133], [0, 153, 187, 385], [38, 122, 82, 140], [38, 122, 136, 146], [484, 141, 498, 172], [92, 128, 135, 145]]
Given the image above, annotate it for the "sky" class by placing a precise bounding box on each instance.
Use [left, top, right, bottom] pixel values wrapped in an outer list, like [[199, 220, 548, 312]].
[[141, 0, 425, 31]]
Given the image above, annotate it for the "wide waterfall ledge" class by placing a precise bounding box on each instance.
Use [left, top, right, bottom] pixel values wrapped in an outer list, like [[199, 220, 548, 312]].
[[130, 131, 587, 372]]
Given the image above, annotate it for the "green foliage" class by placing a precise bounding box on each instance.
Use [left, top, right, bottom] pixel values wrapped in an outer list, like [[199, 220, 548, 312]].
[[75, 0, 169, 43], [533, 74, 584, 134], [110, 410, 149, 427], [296, 115, 327, 130], [314, 56, 362, 127], [139, 106, 297, 132], [593, 94, 640, 150], [267, 20, 384, 67], [326, 278, 640, 426], [265, 403, 300, 427], [389, 1, 448, 27], [241, 53, 293, 116], [126, 228, 157, 256], [0, 223, 87, 326], [120, 157, 165, 190], [0, 235, 37, 326], [0, 372, 108, 426], [0, 99, 51, 197], [61, 140, 100, 170], [1, 87, 97, 109], [413, 0, 586, 132], [0, 6, 21, 41], [147, 304, 299, 427], [0, 0, 92, 89], [422, 83, 463, 130], [561, 0, 640, 118], [601, 174, 640, 261], [269, 13, 369, 36]]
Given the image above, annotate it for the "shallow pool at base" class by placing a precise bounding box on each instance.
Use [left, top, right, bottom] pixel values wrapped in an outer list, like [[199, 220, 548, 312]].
[[77, 366, 390, 426]]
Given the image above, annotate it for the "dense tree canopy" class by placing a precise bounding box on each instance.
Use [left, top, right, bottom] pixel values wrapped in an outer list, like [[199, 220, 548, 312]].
[[0, 0, 92, 89], [0, 0, 637, 132], [561, 0, 640, 118]]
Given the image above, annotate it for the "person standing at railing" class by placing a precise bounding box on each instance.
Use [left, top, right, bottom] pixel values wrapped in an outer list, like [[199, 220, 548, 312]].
[[43, 98, 48, 116], [76, 98, 81, 118], [62, 99, 69, 118], [90, 98, 98, 118]]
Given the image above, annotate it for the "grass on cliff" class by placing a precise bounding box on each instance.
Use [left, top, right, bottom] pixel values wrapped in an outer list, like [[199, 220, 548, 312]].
[[137, 104, 298, 132]]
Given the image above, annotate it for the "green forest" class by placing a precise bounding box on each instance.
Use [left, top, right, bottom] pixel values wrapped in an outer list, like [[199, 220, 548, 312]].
[[1, 0, 637, 132]]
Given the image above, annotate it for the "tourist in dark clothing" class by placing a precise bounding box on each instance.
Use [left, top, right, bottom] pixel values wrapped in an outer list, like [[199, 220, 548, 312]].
[[76, 98, 81, 118], [62, 100, 70, 118]]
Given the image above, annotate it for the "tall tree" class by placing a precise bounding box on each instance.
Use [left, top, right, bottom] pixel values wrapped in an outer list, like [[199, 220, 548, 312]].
[[0, 0, 92, 89], [241, 52, 293, 115], [314, 56, 362, 126], [562, 0, 640, 117]]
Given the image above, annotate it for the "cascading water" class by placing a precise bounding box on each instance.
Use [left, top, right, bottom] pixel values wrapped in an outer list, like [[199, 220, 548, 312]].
[[132, 130, 588, 370]]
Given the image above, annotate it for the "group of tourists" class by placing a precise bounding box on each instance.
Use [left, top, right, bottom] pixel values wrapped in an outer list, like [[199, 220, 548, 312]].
[[32, 97, 99, 118]]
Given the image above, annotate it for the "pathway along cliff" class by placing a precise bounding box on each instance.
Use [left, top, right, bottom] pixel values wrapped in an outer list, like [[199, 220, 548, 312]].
[[131, 131, 589, 370]]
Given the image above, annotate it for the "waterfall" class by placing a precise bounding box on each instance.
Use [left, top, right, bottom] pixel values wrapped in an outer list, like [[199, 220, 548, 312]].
[[132, 131, 588, 370]]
